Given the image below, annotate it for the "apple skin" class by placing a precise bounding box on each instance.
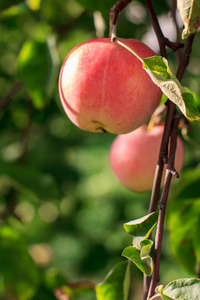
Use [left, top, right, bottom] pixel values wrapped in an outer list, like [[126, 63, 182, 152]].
[[59, 38, 162, 134], [109, 124, 185, 193]]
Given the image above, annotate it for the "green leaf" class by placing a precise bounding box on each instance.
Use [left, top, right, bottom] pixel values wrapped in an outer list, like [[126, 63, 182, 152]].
[[124, 212, 158, 242], [162, 278, 200, 299], [116, 39, 200, 122], [0, 164, 60, 200], [155, 285, 174, 300], [167, 168, 200, 274], [26, 0, 41, 11], [122, 239, 153, 276], [96, 261, 130, 300], [18, 37, 59, 109], [0, 226, 40, 300], [177, 0, 200, 39], [143, 58, 200, 121]]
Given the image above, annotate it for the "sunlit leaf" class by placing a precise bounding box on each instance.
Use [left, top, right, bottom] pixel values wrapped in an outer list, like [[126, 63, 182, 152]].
[[177, 0, 200, 39], [26, 0, 41, 11], [122, 239, 153, 276], [0, 226, 40, 300], [0, 164, 60, 200], [116, 39, 200, 121], [124, 212, 158, 241], [18, 37, 59, 109], [161, 278, 200, 299], [96, 261, 130, 300]]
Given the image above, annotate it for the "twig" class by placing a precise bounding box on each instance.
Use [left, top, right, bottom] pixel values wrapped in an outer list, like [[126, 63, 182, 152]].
[[147, 33, 195, 299], [171, 0, 182, 64], [148, 101, 176, 213], [0, 81, 23, 114], [197, 260, 200, 278], [110, 0, 131, 41], [144, 0, 183, 57], [147, 113, 180, 299]]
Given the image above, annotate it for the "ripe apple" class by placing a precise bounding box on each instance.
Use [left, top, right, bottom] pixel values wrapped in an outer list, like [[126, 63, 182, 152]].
[[59, 38, 162, 134], [109, 124, 185, 192]]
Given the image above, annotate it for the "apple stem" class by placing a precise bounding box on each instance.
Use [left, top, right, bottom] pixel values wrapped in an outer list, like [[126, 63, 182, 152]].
[[115, 39, 143, 62], [109, 0, 131, 42]]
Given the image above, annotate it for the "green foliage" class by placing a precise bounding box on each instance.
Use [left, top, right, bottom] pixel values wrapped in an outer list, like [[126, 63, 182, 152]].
[[168, 168, 200, 274], [155, 278, 200, 300], [122, 213, 158, 276], [0, 0, 25, 11], [0, 0, 200, 299], [124, 212, 158, 239], [0, 164, 60, 200], [122, 240, 153, 276], [0, 226, 40, 300], [18, 37, 59, 109], [177, 0, 200, 39], [96, 261, 130, 300], [116, 39, 200, 121]]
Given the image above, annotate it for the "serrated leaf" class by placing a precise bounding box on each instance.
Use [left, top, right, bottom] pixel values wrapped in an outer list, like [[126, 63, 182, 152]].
[[116, 39, 200, 122], [124, 212, 158, 241], [163, 278, 200, 299], [96, 261, 130, 300], [122, 240, 153, 276], [0, 226, 40, 300], [143, 58, 200, 121], [18, 37, 59, 109], [0, 164, 60, 200], [177, 0, 200, 39]]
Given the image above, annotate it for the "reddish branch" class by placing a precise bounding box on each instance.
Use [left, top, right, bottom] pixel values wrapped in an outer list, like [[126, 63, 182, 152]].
[[109, 1, 195, 299], [110, 0, 131, 41], [147, 33, 195, 299]]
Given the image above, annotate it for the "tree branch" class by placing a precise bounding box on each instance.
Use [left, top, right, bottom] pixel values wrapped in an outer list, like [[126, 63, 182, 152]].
[[147, 33, 195, 299], [0, 81, 23, 114], [144, 0, 183, 57], [109, 0, 131, 41]]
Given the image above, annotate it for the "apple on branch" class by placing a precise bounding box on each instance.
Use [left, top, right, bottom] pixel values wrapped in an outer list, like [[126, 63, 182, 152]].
[[59, 38, 162, 134], [109, 124, 185, 193]]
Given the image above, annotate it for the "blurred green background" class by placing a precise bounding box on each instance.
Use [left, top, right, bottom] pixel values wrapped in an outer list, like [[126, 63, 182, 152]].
[[1, 0, 200, 299]]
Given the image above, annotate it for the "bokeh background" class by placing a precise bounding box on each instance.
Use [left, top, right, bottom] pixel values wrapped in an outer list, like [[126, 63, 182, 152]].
[[1, 0, 200, 299]]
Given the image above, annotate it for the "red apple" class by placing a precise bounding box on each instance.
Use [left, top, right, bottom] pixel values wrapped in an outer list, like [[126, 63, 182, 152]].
[[59, 38, 162, 134], [109, 124, 185, 192]]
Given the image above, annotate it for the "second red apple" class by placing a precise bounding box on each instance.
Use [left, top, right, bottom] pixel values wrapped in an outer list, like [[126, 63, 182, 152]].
[[109, 124, 185, 193]]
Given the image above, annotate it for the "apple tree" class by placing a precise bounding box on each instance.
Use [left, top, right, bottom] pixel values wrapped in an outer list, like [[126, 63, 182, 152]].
[[0, 0, 200, 300]]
